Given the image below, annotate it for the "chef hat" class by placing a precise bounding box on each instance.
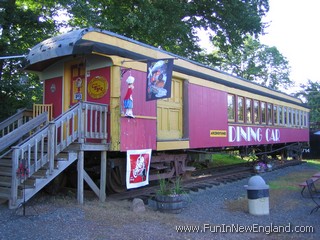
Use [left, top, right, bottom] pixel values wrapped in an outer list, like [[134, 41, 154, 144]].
[[126, 76, 135, 84]]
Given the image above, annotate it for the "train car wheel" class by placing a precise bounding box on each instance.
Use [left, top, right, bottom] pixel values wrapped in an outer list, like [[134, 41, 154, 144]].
[[106, 160, 127, 193]]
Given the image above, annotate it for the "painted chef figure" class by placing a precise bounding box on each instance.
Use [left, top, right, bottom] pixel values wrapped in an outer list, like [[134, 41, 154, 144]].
[[124, 76, 135, 118], [132, 154, 146, 180]]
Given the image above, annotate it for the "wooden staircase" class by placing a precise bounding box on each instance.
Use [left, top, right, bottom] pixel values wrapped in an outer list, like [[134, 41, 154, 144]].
[[0, 102, 108, 209]]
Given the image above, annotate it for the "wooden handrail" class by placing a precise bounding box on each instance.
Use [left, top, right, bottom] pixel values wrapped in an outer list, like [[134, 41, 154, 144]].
[[0, 109, 33, 138], [0, 112, 48, 154]]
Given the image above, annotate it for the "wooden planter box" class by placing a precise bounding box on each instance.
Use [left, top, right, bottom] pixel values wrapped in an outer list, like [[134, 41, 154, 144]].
[[155, 194, 184, 214]]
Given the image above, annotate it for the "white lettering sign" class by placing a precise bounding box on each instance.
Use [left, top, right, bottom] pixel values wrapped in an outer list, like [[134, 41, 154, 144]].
[[228, 126, 280, 143]]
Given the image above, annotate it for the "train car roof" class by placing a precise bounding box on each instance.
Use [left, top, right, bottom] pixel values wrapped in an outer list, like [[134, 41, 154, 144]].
[[24, 27, 308, 108]]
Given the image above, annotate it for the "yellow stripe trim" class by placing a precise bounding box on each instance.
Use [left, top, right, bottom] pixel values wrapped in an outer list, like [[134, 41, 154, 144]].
[[157, 141, 190, 151], [121, 114, 157, 120]]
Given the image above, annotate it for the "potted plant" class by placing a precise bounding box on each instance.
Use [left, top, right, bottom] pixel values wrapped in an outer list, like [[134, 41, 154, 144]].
[[155, 177, 186, 214]]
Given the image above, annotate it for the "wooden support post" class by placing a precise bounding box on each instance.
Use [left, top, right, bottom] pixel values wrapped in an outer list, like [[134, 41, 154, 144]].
[[77, 150, 84, 205], [100, 151, 107, 202], [48, 122, 55, 174], [10, 147, 19, 208]]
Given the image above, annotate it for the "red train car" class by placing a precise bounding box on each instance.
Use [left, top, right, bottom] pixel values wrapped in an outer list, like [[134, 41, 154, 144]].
[[1, 28, 309, 208]]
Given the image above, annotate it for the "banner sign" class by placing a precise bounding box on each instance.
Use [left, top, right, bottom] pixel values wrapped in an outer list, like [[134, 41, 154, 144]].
[[146, 59, 173, 101], [126, 149, 152, 189]]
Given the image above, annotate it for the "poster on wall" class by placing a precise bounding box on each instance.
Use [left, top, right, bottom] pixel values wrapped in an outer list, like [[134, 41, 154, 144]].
[[146, 59, 174, 101], [126, 149, 152, 189]]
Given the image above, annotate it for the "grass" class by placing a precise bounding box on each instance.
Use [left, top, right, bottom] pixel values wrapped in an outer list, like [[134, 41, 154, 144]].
[[191, 153, 247, 169], [211, 153, 246, 166], [304, 159, 320, 170]]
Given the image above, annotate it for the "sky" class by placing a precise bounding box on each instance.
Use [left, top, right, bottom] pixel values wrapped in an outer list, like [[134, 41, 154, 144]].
[[198, 0, 320, 92], [260, 0, 320, 89]]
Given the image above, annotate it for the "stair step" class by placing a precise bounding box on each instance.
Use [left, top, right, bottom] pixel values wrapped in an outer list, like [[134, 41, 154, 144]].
[[0, 176, 11, 187], [18, 178, 36, 189], [0, 155, 12, 160], [0, 186, 11, 198], [0, 175, 36, 188], [0, 159, 12, 167], [0, 166, 12, 176], [55, 152, 69, 161], [0, 192, 10, 199], [0, 186, 23, 199], [43, 161, 59, 169], [31, 169, 49, 178]]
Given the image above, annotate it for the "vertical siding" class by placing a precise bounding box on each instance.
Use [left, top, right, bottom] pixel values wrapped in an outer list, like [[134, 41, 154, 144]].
[[120, 69, 157, 151], [87, 67, 111, 105], [120, 118, 157, 151], [188, 84, 228, 148], [44, 77, 63, 118], [120, 70, 156, 116]]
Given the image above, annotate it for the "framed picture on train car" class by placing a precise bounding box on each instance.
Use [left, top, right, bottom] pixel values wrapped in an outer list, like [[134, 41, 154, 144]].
[[146, 59, 173, 101], [126, 149, 152, 189]]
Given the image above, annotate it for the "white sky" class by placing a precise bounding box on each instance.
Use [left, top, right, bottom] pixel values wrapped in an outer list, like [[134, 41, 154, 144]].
[[198, 0, 320, 92], [260, 0, 320, 89]]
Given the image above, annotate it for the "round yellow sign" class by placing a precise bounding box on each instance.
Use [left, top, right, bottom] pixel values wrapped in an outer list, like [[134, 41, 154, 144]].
[[88, 76, 108, 99]]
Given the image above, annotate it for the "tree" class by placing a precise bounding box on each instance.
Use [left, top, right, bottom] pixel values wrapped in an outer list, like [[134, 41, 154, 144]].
[[207, 35, 292, 90], [0, 0, 62, 121], [60, 0, 269, 60], [295, 80, 320, 123], [0, 0, 269, 120]]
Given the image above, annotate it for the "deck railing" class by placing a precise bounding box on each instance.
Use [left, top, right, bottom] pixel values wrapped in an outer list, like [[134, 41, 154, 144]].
[[33, 104, 53, 121], [0, 112, 48, 155], [0, 109, 33, 138], [10, 101, 108, 207]]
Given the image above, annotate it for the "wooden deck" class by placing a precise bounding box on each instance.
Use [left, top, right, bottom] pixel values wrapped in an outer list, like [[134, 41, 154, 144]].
[[0, 102, 109, 209]]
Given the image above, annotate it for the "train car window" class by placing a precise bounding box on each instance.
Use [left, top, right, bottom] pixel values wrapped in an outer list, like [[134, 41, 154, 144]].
[[288, 108, 292, 126], [267, 103, 273, 125], [237, 96, 244, 122], [254, 100, 260, 124], [261, 102, 266, 124], [296, 110, 300, 127], [278, 106, 283, 125], [283, 107, 287, 126], [298, 110, 301, 127], [273, 105, 278, 125], [292, 109, 296, 126], [246, 98, 252, 123], [304, 111, 307, 127], [228, 94, 235, 121]]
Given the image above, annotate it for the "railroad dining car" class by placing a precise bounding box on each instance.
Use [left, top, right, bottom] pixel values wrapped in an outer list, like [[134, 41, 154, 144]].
[[23, 28, 309, 195]]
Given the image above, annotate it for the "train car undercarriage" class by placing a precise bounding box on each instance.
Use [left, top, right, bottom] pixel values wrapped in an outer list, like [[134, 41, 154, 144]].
[[46, 142, 306, 195]]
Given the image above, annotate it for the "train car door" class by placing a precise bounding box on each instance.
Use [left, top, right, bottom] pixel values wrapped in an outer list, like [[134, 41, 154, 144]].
[[157, 78, 183, 139], [62, 61, 86, 139], [70, 63, 86, 106]]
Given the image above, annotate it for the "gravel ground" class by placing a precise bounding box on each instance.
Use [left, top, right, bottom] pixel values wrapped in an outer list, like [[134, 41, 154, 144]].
[[1, 162, 320, 240]]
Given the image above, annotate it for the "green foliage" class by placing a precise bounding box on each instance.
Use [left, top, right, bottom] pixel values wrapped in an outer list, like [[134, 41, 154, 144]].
[[157, 176, 184, 195], [60, 0, 269, 60], [0, 0, 269, 120], [207, 35, 293, 90], [295, 80, 320, 123], [172, 176, 183, 195], [192, 153, 246, 169], [210, 153, 246, 166], [305, 160, 320, 170], [158, 178, 172, 196], [0, 0, 60, 120]]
